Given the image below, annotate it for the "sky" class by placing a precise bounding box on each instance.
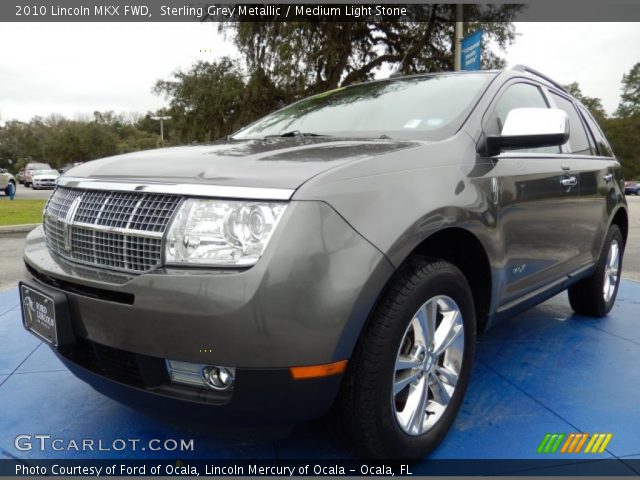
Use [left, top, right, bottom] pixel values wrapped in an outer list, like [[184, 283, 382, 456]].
[[0, 21, 638, 124]]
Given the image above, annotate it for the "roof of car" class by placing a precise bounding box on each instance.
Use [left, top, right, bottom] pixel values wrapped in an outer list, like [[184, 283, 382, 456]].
[[385, 65, 566, 94]]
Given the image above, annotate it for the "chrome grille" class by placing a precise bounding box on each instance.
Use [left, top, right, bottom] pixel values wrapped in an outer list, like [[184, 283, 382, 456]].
[[44, 187, 181, 273]]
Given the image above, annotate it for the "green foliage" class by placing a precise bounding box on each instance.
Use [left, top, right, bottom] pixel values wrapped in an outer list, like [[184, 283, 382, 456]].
[[0, 112, 160, 172], [154, 58, 247, 142], [224, 8, 521, 94], [602, 116, 640, 180], [157, 13, 521, 143], [560, 79, 640, 180], [563, 82, 607, 123], [616, 62, 640, 118]]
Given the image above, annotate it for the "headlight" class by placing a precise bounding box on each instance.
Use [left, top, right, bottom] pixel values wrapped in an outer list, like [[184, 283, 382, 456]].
[[164, 199, 287, 266]]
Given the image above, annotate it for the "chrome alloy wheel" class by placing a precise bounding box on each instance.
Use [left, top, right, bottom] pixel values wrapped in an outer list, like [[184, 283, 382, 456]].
[[392, 295, 465, 436], [603, 239, 620, 303]]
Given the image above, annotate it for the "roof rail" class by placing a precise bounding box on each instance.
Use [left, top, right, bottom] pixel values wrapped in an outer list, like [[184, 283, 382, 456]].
[[511, 65, 568, 93]]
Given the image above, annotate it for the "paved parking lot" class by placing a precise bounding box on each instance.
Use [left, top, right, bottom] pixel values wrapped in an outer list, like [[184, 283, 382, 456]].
[[625, 195, 640, 281], [10, 182, 54, 200]]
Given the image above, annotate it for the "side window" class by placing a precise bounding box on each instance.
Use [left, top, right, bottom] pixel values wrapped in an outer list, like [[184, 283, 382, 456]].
[[486, 83, 560, 153], [550, 92, 593, 155], [578, 105, 614, 157]]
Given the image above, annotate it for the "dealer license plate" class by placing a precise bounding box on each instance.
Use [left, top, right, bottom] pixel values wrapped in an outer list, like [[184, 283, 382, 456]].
[[20, 284, 58, 346]]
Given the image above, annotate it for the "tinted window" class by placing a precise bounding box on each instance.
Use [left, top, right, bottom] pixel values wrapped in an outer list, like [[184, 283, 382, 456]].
[[27, 163, 51, 170], [486, 82, 559, 153], [578, 105, 614, 157], [234, 73, 495, 140], [550, 93, 592, 155]]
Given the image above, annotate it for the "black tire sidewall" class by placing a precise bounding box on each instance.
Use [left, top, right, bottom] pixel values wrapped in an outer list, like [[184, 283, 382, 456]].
[[368, 262, 476, 458], [599, 226, 624, 314]]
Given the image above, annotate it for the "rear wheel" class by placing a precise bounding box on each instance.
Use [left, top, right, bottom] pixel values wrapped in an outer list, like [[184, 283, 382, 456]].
[[568, 225, 623, 317], [339, 258, 475, 459]]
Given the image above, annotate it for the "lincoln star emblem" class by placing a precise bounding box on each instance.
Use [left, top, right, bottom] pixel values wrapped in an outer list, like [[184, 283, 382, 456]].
[[62, 196, 83, 252]]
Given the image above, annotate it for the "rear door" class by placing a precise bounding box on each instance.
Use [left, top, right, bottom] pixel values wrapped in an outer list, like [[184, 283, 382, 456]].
[[482, 81, 581, 306], [551, 98, 620, 268]]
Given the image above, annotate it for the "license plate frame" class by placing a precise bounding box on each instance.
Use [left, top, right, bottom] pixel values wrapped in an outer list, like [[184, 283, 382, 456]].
[[19, 281, 73, 347]]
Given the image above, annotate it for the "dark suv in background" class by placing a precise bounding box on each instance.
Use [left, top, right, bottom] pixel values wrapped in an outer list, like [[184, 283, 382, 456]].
[[21, 65, 627, 459]]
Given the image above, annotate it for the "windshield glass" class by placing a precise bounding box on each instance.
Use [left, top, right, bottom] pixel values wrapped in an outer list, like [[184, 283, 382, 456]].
[[233, 73, 495, 141], [28, 163, 51, 170]]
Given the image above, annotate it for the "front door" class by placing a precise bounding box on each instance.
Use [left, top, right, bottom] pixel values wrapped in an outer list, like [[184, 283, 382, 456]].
[[482, 81, 581, 306]]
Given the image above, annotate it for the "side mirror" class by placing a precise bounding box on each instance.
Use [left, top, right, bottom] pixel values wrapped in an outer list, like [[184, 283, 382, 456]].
[[485, 108, 569, 157]]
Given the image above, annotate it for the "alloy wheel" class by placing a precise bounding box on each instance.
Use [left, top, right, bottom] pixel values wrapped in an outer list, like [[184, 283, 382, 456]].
[[392, 295, 465, 436], [603, 239, 620, 303]]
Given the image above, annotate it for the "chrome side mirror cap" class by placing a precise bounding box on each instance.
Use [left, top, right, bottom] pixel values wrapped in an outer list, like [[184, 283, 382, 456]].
[[485, 108, 570, 157]]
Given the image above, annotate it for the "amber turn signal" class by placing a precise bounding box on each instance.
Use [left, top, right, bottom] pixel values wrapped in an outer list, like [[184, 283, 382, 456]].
[[289, 360, 348, 380]]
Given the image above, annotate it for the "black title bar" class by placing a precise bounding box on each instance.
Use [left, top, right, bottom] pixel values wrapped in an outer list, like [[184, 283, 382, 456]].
[[4, 1, 640, 22]]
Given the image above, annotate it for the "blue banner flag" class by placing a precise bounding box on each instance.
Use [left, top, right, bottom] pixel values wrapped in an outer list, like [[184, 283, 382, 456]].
[[461, 30, 483, 71]]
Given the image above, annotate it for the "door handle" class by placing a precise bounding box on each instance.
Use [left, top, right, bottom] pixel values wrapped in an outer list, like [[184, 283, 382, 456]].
[[560, 177, 577, 187], [603, 173, 613, 183]]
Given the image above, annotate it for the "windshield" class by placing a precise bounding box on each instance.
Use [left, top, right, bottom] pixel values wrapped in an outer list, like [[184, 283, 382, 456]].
[[28, 163, 50, 170], [35, 169, 58, 175], [233, 73, 495, 141]]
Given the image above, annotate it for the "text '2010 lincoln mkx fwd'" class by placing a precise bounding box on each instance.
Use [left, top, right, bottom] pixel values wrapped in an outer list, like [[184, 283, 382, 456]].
[[21, 66, 628, 459]]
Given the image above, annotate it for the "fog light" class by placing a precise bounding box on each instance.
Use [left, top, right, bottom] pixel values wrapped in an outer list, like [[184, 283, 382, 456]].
[[202, 366, 235, 390], [166, 360, 235, 391]]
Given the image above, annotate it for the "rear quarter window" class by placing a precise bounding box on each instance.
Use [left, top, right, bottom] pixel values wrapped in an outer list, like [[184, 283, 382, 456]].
[[578, 105, 614, 157]]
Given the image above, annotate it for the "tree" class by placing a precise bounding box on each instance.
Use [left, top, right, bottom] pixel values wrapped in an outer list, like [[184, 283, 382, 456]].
[[156, 11, 522, 143], [0, 112, 160, 172], [616, 62, 640, 118], [563, 82, 607, 122], [221, 7, 521, 100], [602, 116, 640, 179], [154, 58, 247, 142]]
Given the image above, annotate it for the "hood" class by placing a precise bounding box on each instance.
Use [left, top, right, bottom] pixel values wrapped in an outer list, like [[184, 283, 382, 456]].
[[33, 173, 59, 179], [65, 138, 421, 190]]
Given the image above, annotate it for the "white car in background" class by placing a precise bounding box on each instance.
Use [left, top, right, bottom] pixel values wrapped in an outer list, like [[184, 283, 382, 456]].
[[23, 162, 52, 187], [31, 169, 60, 190], [0, 168, 17, 196]]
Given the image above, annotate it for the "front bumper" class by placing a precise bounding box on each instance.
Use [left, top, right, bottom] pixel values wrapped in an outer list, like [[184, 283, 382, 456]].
[[32, 178, 57, 188], [23, 201, 394, 420]]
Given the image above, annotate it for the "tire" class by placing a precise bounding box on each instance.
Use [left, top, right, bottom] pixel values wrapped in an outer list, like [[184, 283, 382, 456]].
[[339, 257, 476, 459], [568, 225, 623, 317]]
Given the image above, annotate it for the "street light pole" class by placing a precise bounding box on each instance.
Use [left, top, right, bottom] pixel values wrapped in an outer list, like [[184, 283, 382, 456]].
[[454, 4, 463, 71], [150, 115, 171, 147]]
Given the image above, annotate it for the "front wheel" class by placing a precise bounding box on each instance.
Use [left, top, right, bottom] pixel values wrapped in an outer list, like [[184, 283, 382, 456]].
[[568, 225, 623, 317], [339, 258, 476, 459]]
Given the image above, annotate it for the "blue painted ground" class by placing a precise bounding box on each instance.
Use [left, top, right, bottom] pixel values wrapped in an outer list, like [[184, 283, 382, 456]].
[[1, 282, 639, 474]]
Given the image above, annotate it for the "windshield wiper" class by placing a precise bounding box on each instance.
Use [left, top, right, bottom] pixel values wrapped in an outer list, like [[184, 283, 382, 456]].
[[264, 130, 329, 139]]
